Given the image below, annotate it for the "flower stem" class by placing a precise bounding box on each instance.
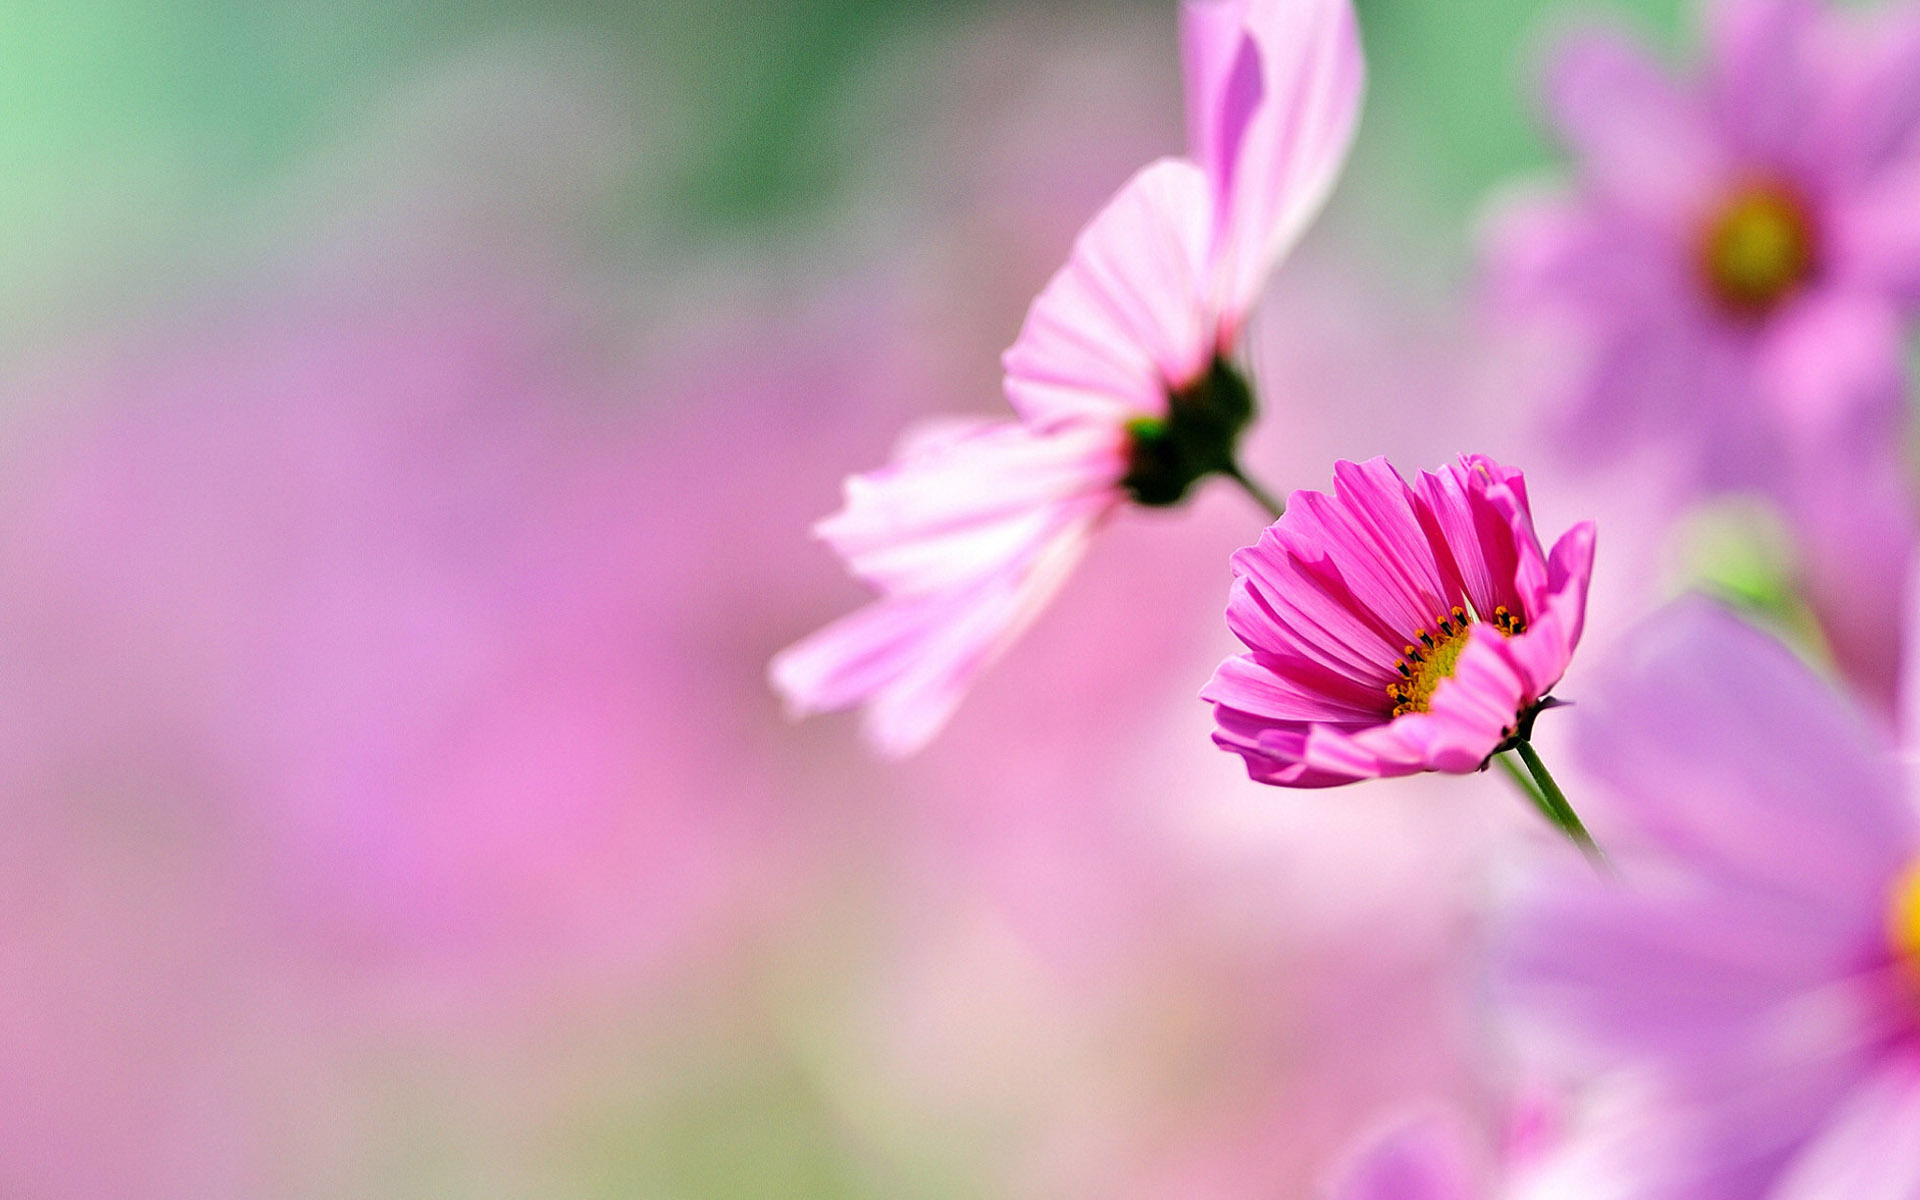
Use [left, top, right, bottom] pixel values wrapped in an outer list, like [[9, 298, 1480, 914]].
[[1223, 462, 1285, 521], [1501, 742, 1609, 872]]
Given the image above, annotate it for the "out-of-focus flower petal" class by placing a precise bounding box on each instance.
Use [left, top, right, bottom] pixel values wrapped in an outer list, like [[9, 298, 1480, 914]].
[[771, 420, 1123, 757], [1207, 0, 1364, 327], [1571, 598, 1913, 906], [1181, 0, 1261, 202], [770, 508, 1100, 758], [1830, 162, 1920, 301], [1705, 0, 1824, 169], [1754, 292, 1915, 717], [1816, 2, 1920, 179], [817, 418, 1125, 594], [1002, 158, 1214, 429], [1497, 604, 1920, 1200], [1770, 1051, 1920, 1200], [1544, 28, 1728, 224]]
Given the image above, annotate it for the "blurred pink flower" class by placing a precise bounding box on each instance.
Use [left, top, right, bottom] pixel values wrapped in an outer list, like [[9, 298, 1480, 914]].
[[1206, 455, 1594, 786], [1498, 599, 1920, 1198], [771, 0, 1363, 757], [1484, 0, 1920, 711]]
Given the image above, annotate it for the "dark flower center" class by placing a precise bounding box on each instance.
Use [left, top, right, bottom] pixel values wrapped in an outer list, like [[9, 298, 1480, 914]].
[[1387, 605, 1525, 717], [1122, 356, 1255, 508], [1700, 182, 1817, 316]]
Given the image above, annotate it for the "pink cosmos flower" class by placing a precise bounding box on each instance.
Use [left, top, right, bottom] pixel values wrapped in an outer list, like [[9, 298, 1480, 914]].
[[1485, 0, 1920, 712], [1205, 455, 1595, 788], [1499, 599, 1920, 1199], [771, 0, 1364, 757]]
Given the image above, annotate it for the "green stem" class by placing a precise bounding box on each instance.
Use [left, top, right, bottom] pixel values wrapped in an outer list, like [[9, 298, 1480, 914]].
[[1503, 742, 1609, 873], [1495, 750, 1549, 813], [1223, 462, 1285, 521]]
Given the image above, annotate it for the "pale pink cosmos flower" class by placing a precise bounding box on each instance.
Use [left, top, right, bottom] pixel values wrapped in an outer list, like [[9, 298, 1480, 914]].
[[1205, 455, 1595, 788], [772, 0, 1363, 757], [1499, 600, 1920, 1199], [1485, 0, 1920, 712]]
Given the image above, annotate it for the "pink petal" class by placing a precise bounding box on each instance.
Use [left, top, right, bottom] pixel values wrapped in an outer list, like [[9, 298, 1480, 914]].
[[1567, 598, 1914, 918], [772, 419, 1125, 757], [1772, 1052, 1920, 1200], [1499, 520, 1594, 700], [1227, 534, 1409, 687], [1202, 648, 1390, 725], [1829, 163, 1920, 303], [1210, 714, 1359, 788], [1181, 0, 1262, 200], [1544, 27, 1729, 227], [1502, 868, 1890, 1192], [817, 419, 1126, 595], [1755, 294, 1914, 716], [1001, 158, 1214, 429], [1812, 2, 1920, 180], [771, 501, 1106, 758], [1270, 458, 1453, 644], [1704, 0, 1824, 169], [1207, 0, 1365, 330]]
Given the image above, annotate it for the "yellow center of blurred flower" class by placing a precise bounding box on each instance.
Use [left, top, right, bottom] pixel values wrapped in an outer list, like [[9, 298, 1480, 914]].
[[1700, 183, 1816, 315], [1387, 605, 1525, 717], [1888, 860, 1920, 974]]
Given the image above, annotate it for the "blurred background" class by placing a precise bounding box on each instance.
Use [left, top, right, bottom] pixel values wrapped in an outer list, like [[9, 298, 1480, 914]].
[[0, 2, 1707, 1197]]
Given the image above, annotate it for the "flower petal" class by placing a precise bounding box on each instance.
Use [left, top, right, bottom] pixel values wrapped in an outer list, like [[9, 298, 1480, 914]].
[[817, 419, 1125, 595], [1544, 26, 1729, 225], [1755, 294, 1915, 716], [1704, 0, 1824, 169], [1002, 158, 1214, 429], [1813, 2, 1920, 180], [771, 501, 1106, 757], [772, 419, 1124, 756], [1772, 1051, 1920, 1200], [1829, 162, 1920, 303], [1181, 0, 1262, 200], [1569, 598, 1914, 918], [1206, 0, 1364, 329]]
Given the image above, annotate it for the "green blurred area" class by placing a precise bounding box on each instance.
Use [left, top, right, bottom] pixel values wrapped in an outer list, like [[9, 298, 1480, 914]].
[[0, 0, 1688, 292]]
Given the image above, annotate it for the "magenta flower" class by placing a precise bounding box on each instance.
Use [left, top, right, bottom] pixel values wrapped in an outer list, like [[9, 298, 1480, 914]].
[[773, 0, 1363, 756], [1485, 0, 1920, 710], [1499, 600, 1920, 1198], [1205, 455, 1595, 790]]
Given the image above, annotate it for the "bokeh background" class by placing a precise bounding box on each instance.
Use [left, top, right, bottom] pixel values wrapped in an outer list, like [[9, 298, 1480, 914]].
[[0, 2, 1758, 1197]]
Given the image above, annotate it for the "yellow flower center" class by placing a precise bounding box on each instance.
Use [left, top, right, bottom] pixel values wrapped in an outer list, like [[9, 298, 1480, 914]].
[[1387, 605, 1526, 717], [1889, 860, 1920, 974], [1700, 183, 1816, 316]]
